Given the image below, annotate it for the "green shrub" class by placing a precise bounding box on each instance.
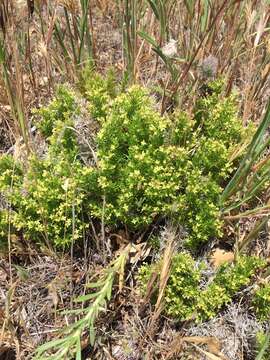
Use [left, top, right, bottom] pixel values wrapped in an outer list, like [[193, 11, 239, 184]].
[[164, 253, 203, 320], [194, 80, 244, 146], [137, 253, 202, 321], [15, 158, 93, 247], [35, 86, 79, 138], [137, 261, 160, 297], [174, 81, 253, 248], [256, 331, 270, 360], [90, 86, 188, 228], [0, 89, 94, 249], [0, 155, 23, 248], [0, 79, 252, 250], [81, 67, 118, 121], [85, 79, 251, 248], [138, 253, 203, 320], [197, 256, 265, 320], [0, 156, 94, 249], [170, 111, 195, 147], [252, 282, 270, 321], [138, 254, 265, 322], [48, 117, 80, 161], [180, 168, 223, 249], [192, 138, 232, 180], [0, 209, 10, 248], [0, 154, 23, 188]]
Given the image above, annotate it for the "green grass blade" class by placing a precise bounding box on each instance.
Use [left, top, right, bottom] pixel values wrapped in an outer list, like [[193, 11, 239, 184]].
[[138, 30, 158, 48], [78, 0, 90, 63], [35, 338, 68, 355], [64, 8, 78, 64], [221, 100, 270, 205], [76, 337, 82, 360], [75, 292, 99, 302], [256, 331, 270, 360], [146, 0, 160, 20]]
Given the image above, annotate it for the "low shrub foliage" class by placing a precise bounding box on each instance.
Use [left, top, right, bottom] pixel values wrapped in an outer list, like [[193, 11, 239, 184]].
[[138, 254, 266, 322], [0, 77, 253, 249], [252, 282, 270, 321], [0, 87, 93, 248]]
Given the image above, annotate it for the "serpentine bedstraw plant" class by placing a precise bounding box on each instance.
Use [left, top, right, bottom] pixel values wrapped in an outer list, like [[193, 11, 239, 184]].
[[256, 330, 270, 360], [34, 245, 131, 360]]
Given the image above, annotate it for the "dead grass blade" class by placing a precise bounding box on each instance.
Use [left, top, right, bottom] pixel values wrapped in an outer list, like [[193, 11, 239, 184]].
[[165, 335, 228, 360], [147, 226, 176, 336], [192, 343, 227, 360]]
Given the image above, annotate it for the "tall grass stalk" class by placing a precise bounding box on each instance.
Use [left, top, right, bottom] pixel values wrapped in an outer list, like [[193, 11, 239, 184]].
[[135, 0, 269, 114], [0, 39, 32, 153], [221, 101, 270, 252], [52, 0, 94, 75], [123, 0, 138, 83], [221, 101, 270, 207]]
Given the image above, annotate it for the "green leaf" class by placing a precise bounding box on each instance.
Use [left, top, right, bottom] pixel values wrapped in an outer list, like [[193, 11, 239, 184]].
[[85, 281, 105, 289], [75, 292, 100, 302], [62, 307, 89, 315], [76, 338, 82, 360], [61, 318, 86, 332], [137, 30, 159, 48], [221, 100, 270, 205], [105, 279, 113, 301], [35, 338, 68, 355], [200, 0, 210, 32], [256, 331, 270, 360], [146, 0, 160, 20], [89, 321, 96, 346]]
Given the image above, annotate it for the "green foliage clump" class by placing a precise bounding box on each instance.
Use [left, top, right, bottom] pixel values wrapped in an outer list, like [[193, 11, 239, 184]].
[[194, 80, 244, 145], [0, 88, 94, 248], [168, 80, 250, 248], [164, 253, 203, 319], [138, 254, 265, 322], [0, 209, 10, 248], [192, 80, 251, 181], [0, 154, 23, 188], [137, 253, 202, 321], [85, 79, 251, 248], [197, 256, 265, 320], [0, 155, 23, 247], [10, 158, 92, 247], [181, 168, 223, 249], [256, 331, 270, 360], [35, 86, 79, 138], [80, 67, 118, 121], [0, 78, 252, 250], [252, 282, 270, 321], [90, 86, 188, 228], [169, 111, 224, 248]]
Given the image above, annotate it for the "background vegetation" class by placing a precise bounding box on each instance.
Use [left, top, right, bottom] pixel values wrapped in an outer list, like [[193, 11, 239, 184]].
[[0, 1, 269, 359]]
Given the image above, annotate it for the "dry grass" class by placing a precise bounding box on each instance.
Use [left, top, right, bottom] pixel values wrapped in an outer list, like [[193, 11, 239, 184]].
[[0, 253, 90, 359], [0, 0, 269, 148]]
